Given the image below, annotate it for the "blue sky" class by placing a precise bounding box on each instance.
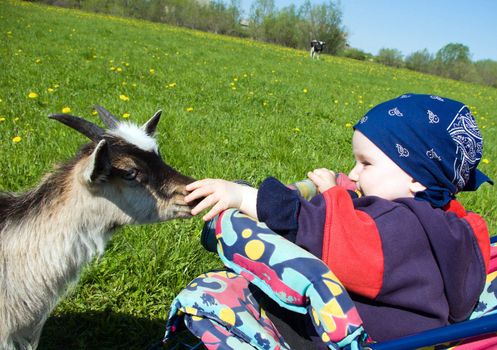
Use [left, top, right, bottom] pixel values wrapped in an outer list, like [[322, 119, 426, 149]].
[[238, 0, 497, 61]]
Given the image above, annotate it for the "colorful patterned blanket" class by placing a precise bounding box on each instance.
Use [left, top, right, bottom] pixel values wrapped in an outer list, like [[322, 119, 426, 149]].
[[165, 208, 367, 349]]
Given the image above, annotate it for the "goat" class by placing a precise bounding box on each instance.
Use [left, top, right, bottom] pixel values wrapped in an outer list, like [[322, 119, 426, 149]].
[[0, 107, 195, 350], [310, 40, 326, 59]]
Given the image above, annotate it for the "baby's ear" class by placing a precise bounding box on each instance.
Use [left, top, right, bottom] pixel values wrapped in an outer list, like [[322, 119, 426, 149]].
[[409, 180, 427, 194]]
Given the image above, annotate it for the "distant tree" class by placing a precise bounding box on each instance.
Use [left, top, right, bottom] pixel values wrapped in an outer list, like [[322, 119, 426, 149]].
[[144, 0, 167, 22], [249, 0, 275, 23], [199, 1, 240, 35], [405, 49, 434, 73], [474, 60, 497, 87], [434, 43, 473, 80], [376, 48, 404, 68], [265, 5, 302, 47], [435, 43, 471, 65], [248, 0, 276, 40], [226, 0, 244, 35]]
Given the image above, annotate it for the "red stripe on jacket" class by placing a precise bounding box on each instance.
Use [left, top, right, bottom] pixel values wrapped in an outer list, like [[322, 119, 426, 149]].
[[321, 186, 384, 299]]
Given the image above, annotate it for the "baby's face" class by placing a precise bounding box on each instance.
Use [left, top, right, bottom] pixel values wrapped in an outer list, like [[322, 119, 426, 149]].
[[348, 131, 421, 200]]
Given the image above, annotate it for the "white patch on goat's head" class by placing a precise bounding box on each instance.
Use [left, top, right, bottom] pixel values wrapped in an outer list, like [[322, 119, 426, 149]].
[[108, 122, 159, 153]]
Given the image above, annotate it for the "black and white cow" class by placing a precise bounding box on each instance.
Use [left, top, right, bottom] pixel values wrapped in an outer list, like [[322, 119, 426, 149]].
[[310, 40, 326, 59]]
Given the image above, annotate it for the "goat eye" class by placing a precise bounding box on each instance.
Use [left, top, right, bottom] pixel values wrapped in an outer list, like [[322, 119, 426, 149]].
[[122, 168, 139, 181]]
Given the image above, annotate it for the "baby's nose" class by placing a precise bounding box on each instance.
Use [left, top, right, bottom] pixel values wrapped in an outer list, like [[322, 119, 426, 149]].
[[348, 166, 360, 182]]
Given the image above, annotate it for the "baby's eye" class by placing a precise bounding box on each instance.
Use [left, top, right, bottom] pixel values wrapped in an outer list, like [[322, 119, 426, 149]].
[[362, 161, 371, 166]]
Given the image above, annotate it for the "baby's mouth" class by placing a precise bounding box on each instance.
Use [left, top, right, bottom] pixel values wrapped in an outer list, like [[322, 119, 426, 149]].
[[336, 173, 363, 197]]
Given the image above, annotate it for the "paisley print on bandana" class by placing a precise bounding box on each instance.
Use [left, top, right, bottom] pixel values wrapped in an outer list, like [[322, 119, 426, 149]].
[[447, 107, 484, 192]]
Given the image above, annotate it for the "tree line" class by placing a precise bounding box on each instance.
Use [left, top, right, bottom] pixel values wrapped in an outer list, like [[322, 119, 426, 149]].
[[30, 0, 497, 88], [371, 44, 497, 88]]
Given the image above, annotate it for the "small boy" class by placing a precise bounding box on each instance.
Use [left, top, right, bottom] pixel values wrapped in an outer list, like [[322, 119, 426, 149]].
[[185, 93, 492, 342]]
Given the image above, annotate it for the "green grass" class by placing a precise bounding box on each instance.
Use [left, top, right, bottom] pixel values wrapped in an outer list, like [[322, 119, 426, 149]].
[[1, 1, 497, 348]]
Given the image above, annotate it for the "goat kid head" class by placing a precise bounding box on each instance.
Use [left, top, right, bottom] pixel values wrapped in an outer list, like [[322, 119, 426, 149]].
[[49, 106, 195, 225]]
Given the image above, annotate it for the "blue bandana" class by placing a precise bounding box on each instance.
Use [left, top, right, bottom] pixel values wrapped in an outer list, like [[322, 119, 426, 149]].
[[354, 93, 493, 207]]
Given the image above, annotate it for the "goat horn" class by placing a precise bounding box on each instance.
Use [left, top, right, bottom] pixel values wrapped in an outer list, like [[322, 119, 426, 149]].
[[49, 114, 104, 141], [94, 105, 119, 129]]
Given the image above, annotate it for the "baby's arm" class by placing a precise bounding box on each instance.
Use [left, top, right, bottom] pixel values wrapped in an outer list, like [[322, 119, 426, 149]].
[[185, 179, 258, 221], [184, 168, 338, 221]]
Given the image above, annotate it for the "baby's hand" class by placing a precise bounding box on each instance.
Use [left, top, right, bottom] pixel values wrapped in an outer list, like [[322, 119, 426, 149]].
[[307, 168, 337, 193], [185, 179, 257, 221]]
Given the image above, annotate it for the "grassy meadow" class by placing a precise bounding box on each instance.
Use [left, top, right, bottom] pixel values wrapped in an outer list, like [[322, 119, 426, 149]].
[[1, 1, 497, 348]]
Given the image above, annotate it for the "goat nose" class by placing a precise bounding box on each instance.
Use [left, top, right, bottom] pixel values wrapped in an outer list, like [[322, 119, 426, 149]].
[[187, 197, 201, 208]]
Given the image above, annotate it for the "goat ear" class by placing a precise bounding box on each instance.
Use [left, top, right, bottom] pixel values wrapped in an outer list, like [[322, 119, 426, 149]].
[[84, 140, 111, 184], [142, 110, 162, 136]]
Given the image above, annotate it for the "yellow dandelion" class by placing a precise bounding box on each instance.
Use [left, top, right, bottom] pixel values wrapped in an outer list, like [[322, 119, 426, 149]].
[[186, 107, 194, 112], [334, 100, 338, 104], [149, 69, 155, 74], [62, 107, 71, 113], [54, 84, 59, 88], [303, 88, 308, 93], [482, 159, 490, 164], [122, 113, 130, 118], [91, 110, 98, 116], [28, 92, 38, 99], [110, 67, 116, 71], [12, 136, 22, 143], [35, 58, 42, 64], [0, 117, 5, 122], [168, 82, 176, 88], [232, 87, 236, 90], [14, 117, 19, 122], [293, 127, 301, 132], [345, 123, 352, 128], [119, 94, 129, 101], [47, 88, 54, 93], [116, 67, 122, 72]]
